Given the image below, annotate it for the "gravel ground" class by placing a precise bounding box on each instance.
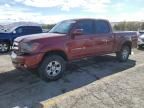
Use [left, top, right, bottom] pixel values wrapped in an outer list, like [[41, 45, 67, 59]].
[[43, 63, 144, 108], [0, 49, 143, 108]]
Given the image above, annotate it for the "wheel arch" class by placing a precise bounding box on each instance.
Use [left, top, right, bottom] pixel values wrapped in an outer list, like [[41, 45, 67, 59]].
[[121, 41, 132, 54], [42, 50, 68, 62], [0, 39, 11, 52]]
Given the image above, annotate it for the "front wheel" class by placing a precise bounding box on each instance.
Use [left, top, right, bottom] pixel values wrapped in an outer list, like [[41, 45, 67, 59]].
[[116, 45, 131, 62], [38, 55, 66, 81], [0, 42, 10, 53]]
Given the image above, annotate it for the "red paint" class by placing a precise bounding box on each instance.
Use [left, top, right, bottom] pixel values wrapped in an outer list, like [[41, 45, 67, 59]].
[[11, 19, 138, 69]]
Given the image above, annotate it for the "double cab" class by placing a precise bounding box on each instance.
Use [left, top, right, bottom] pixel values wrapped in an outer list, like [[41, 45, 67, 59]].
[[11, 18, 137, 81]]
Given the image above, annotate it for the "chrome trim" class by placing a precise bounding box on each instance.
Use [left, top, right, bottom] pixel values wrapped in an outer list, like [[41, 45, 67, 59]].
[[12, 42, 19, 50]]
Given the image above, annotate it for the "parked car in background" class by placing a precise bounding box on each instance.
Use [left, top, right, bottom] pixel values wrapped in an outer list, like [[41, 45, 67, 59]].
[[11, 18, 138, 81], [139, 31, 144, 36], [0, 22, 43, 53], [138, 34, 144, 48]]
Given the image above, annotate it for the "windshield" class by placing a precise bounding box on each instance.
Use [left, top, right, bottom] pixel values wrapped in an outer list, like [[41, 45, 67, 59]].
[[49, 20, 76, 34]]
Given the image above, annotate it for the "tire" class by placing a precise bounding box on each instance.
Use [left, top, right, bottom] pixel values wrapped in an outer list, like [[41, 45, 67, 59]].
[[38, 55, 66, 81], [116, 45, 131, 62], [0, 42, 10, 53]]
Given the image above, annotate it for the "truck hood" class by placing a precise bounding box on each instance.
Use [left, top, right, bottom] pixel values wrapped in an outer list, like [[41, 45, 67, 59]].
[[15, 33, 66, 42]]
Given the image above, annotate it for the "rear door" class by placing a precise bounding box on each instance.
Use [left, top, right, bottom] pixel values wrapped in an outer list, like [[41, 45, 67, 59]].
[[68, 20, 96, 59], [93, 20, 114, 54]]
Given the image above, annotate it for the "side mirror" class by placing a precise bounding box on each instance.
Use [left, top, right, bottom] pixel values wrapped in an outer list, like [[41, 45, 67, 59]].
[[72, 29, 83, 36], [13, 30, 16, 34]]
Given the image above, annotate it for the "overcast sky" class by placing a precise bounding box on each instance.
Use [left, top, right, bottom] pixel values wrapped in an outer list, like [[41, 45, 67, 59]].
[[0, 0, 144, 24]]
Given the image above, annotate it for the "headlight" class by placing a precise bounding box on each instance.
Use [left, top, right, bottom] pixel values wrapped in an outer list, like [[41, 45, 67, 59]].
[[20, 42, 40, 53]]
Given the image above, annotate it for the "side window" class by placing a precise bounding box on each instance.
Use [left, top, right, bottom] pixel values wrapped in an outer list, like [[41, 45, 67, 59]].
[[15, 27, 23, 34], [15, 26, 42, 35], [24, 26, 42, 34], [15, 27, 29, 35], [23, 27, 31, 34], [95, 21, 110, 34], [76, 20, 94, 35]]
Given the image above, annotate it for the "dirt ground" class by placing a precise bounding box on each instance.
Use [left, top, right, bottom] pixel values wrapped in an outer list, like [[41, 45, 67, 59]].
[[0, 49, 144, 108]]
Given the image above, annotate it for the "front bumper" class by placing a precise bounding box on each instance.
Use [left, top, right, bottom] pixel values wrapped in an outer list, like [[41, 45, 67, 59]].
[[11, 52, 44, 69]]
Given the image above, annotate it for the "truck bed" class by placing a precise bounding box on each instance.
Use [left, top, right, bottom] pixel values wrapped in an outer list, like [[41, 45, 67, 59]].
[[114, 31, 138, 49]]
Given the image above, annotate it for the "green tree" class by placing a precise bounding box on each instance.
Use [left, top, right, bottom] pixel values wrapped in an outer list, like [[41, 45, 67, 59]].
[[42, 24, 55, 30], [113, 21, 141, 31]]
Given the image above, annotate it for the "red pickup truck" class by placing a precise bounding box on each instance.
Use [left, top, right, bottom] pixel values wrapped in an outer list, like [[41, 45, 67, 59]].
[[11, 19, 137, 81]]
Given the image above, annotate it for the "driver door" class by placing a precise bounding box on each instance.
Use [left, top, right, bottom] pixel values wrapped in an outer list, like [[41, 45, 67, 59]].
[[68, 20, 96, 59]]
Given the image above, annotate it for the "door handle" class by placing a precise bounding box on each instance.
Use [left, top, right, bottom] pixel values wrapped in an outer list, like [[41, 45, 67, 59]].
[[105, 40, 108, 44], [102, 39, 107, 42], [102, 39, 108, 44]]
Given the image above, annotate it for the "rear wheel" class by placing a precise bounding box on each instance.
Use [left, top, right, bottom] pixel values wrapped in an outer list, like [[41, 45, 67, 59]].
[[116, 45, 131, 62], [0, 42, 10, 53], [38, 55, 66, 81]]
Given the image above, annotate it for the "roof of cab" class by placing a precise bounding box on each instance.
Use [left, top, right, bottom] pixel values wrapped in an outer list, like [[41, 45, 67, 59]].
[[64, 18, 109, 22]]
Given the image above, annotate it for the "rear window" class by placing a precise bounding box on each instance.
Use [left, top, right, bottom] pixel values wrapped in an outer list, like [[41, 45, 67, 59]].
[[95, 20, 110, 33]]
